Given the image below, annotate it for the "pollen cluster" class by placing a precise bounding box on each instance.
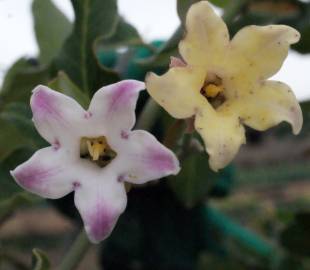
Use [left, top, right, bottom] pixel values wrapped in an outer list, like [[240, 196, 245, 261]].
[[80, 136, 117, 167], [200, 74, 226, 109]]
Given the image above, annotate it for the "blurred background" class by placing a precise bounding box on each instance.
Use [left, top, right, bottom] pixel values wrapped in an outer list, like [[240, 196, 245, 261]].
[[0, 0, 310, 269]]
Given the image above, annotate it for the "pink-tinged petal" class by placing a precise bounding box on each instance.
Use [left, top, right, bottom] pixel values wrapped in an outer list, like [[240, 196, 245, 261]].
[[31, 85, 85, 146], [74, 174, 127, 243], [86, 80, 145, 136], [11, 147, 76, 199], [116, 130, 180, 184], [169, 57, 187, 68]]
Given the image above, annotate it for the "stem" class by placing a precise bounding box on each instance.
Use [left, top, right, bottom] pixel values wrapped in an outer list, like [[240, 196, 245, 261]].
[[163, 119, 185, 149], [161, 25, 183, 51], [178, 133, 194, 162], [135, 98, 161, 131], [205, 207, 275, 258], [58, 230, 91, 270]]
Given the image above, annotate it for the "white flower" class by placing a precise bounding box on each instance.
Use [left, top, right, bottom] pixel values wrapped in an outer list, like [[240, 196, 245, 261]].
[[11, 80, 180, 243]]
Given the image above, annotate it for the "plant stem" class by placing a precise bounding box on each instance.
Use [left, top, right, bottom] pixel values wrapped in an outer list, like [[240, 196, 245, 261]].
[[58, 230, 91, 270], [205, 207, 275, 259], [135, 98, 161, 131], [163, 119, 185, 149]]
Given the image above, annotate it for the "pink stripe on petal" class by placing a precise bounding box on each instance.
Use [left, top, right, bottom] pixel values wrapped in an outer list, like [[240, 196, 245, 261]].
[[32, 88, 64, 122], [107, 81, 144, 114], [12, 164, 60, 194], [86, 203, 117, 243], [30, 85, 86, 146], [11, 148, 75, 199], [146, 147, 178, 172], [88, 80, 145, 133], [121, 130, 180, 184]]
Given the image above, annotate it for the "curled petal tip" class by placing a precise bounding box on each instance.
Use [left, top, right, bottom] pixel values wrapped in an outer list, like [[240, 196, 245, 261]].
[[145, 72, 155, 82], [169, 57, 187, 68], [171, 155, 181, 175], [122, 79, 146, 92], [292, 105, 303, 135], [286, 27, 301, 44], [133, 80, 146, 90], [32, 84, 45, 93], [85, 211, 117, 243]]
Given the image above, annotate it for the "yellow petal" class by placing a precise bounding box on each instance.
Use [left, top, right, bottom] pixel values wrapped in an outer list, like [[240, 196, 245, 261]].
[[230, 25, 300, 81], [195, 107, 246, 171], [223, 80, 303, 135], [179, 1, 229, 67], [146, 67, 205, 119]]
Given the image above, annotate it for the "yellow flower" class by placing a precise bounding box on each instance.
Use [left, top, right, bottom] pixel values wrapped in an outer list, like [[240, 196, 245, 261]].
[[146, 1, 303, 171]]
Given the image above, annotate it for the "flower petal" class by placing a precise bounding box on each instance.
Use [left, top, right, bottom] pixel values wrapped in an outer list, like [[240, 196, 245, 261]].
[[11, 147, 76, 199], [74, 173, 127, 243], [195, 108, 246, 171], [115, 130, 180, 184], [169, 56, 187, 68], [230, 25, 300, 80], [86, 80, 145, 136], [146, 67, 205, 119], [179, 1, 229, 67], [229, 81, 303, 135], [31, 85, 85, 147]]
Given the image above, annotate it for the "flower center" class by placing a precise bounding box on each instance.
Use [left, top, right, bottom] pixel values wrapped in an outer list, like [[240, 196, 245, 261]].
[[80, 136, 117, 168], [200, 74, 226, 109]]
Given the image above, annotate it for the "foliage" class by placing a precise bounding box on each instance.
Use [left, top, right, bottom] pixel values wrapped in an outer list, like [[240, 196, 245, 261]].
[[54, 0, 120, 96], [32, 249, 50, 270], [32, 0, 72, 65]]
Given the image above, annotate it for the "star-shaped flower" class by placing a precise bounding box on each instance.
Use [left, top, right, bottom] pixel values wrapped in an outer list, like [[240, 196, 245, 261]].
[[11, 80, 180, 243], [146, 1, 303, 171]]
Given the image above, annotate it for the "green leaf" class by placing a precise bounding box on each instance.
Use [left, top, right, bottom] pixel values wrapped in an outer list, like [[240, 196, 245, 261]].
[[96, 17, 142, 50], [32, 249, 50, 270], [48, 71, 90, 109], [1, 102, 45, 147], [209, 0, 230, 8], [280, 211, 310, 257], [0, 102, 44, 161], [32, 0, 72, 65], [169, 151, 219, 208], [0, 58, 49, 105], [276, 255, 304, 270], [228, 1, 310, 53], [55, 0, 120, 95], [102, 183, 211, 270], [0, 116, 34, 161], [96, 17, 143, 76], [198, 254, 248, 270], [136, 27, 182, 71], [0, 105, 45, 201], [0, 192, 40, 221]]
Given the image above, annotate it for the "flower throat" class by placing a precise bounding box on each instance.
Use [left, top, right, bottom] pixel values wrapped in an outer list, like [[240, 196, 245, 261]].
[[200, 74, 226, 109], [80, 136, 117, 168]]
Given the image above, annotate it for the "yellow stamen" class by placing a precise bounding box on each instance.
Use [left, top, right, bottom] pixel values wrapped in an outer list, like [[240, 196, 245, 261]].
[[86, 137, 107, 161], [86, 140, 94, 157], [202, 84, 224, 98]]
